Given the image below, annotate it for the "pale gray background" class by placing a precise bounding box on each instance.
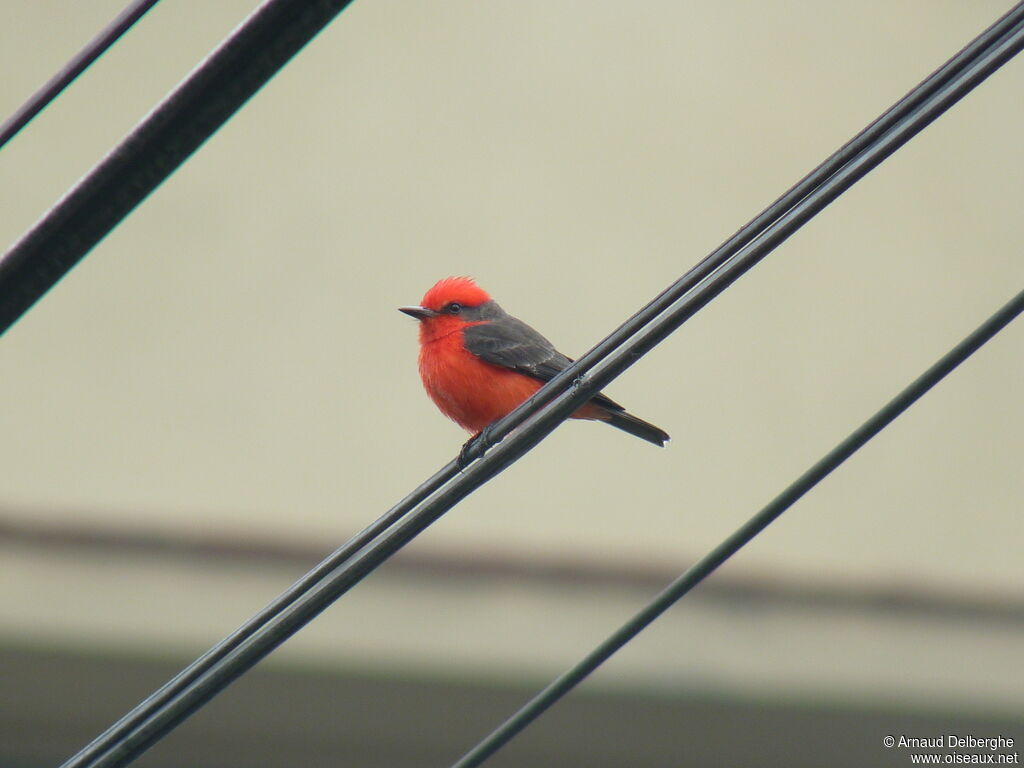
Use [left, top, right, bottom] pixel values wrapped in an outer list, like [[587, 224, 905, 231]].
[[1, 2, 1021, 767]]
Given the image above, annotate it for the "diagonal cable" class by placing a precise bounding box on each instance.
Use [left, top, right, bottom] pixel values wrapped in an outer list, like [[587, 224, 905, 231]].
[[451, 285, 1024, 767], [62, 13, 1024, 764], [60, 7, 1024, 768], [0, 0, 358, 335], [0, 0, 162, 151], [449, 0, 1024, 459]]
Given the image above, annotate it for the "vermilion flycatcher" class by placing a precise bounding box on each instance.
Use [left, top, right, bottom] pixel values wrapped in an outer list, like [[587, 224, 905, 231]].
[[400, 277, 669, 457]]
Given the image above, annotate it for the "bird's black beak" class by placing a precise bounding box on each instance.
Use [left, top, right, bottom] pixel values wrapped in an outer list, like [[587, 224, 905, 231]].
[[399, 305, 439, 320]]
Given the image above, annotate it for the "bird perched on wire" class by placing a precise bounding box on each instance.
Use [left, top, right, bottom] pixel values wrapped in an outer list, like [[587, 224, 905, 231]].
[[400, 277, 669, 465]]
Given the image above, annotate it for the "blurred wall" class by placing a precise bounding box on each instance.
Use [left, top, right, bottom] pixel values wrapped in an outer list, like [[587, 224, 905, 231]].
[[1, 1, 1022, 766]]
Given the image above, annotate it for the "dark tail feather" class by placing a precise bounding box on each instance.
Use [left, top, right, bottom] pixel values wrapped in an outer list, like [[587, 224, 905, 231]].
[[602, 409, 670, 447]]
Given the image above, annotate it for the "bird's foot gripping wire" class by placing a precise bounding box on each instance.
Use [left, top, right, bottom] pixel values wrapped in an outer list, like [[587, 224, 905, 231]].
[[457, 424, 496, 470]]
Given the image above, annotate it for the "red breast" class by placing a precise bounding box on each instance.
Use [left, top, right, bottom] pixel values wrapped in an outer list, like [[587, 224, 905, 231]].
[[418, 328, 544, 434]]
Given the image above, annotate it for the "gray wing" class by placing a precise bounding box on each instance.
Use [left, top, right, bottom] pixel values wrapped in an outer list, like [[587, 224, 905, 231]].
[[462, 317, 625, 411]]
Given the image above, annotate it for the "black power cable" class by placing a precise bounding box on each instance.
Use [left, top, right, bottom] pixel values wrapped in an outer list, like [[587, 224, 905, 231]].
[[0, 0, 357, 335], [467, 1, 1024, 455], [61, 9, 1024, 762], [59, 6, 1024, 768], [451, 286, 1024, 766], [0, 0, 162, 151]]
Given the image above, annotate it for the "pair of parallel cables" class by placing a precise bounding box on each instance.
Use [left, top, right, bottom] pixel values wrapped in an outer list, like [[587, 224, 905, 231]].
[[1, 2, 1021, 766]]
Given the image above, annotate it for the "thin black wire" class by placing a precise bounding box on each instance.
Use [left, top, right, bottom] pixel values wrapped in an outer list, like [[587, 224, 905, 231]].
[[59, 9, 1024, 764], [0, 0, 357, 336], [0, 0, 162, 151], [62, 9, 1024, 768], [61, 464, 462, 768], [451, 288, 1024, 767], [459, 0, 1024, 455]]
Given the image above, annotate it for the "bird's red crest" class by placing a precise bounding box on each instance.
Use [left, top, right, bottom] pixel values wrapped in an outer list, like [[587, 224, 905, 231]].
[[421, 276, 491, 312]]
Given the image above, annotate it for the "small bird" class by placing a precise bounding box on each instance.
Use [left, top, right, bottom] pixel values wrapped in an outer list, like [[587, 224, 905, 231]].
[[400, 277, 669, 461]]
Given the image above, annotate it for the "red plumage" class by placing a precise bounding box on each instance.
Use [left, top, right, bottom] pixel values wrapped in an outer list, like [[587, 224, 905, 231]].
[[400, 277, 669, 447], [414, 278, 543, 432], [420, 276, 491, 314], [418, 329, 548, 433]]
